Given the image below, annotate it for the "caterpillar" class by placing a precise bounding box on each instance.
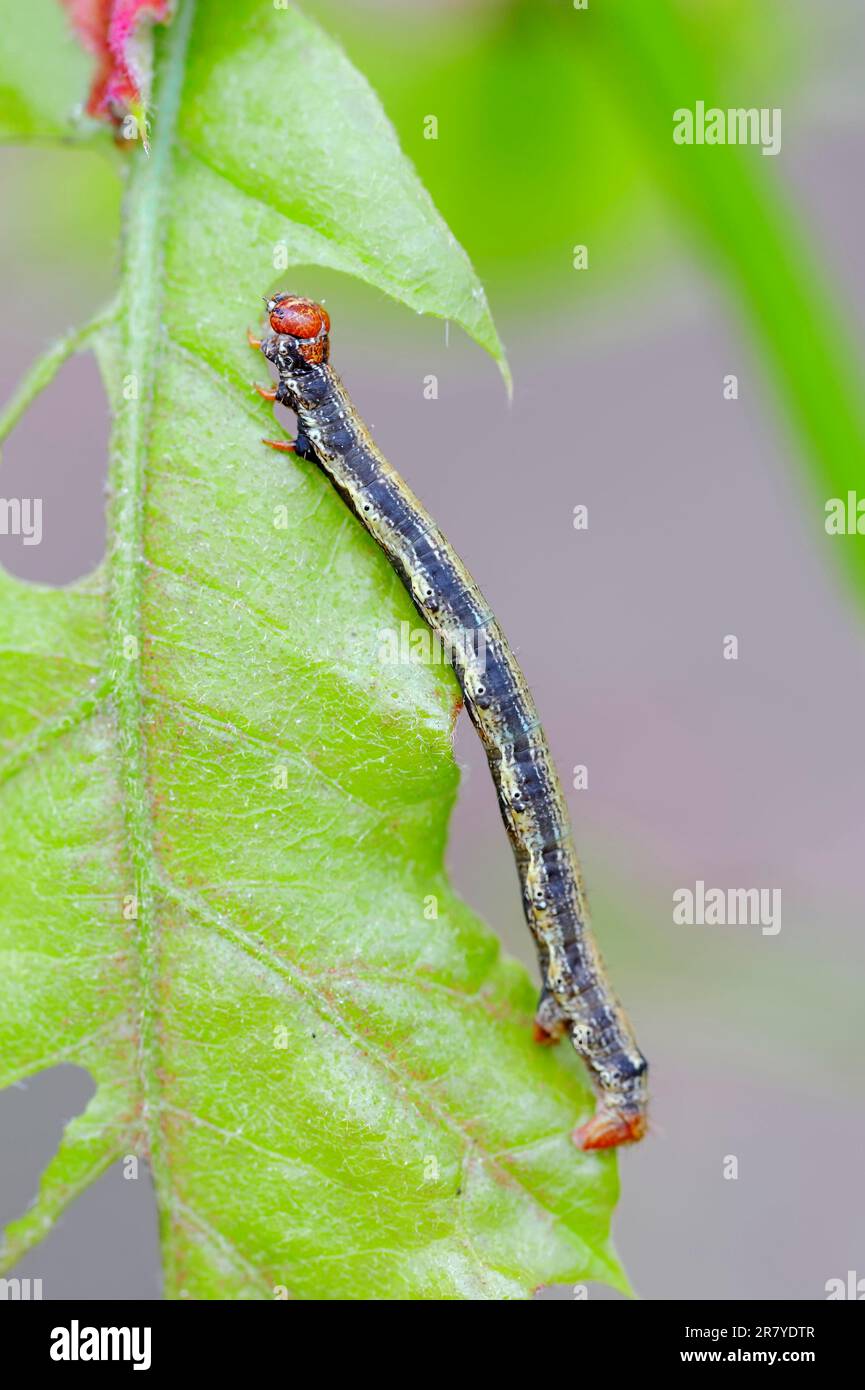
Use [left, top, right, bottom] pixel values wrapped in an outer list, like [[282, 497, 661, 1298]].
[[249, 294, 648, 1150]]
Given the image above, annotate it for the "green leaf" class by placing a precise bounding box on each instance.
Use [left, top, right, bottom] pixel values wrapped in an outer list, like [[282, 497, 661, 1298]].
[[0, 0, 625, 1299]]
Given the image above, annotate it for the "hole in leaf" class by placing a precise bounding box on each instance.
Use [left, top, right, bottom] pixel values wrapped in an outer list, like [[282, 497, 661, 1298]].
[[0, 1066, 160, 1300], [0, 352, 109, 587]]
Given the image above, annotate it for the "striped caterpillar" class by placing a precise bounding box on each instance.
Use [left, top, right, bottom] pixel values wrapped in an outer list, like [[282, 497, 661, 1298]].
[[249, 295, 648, 1150]]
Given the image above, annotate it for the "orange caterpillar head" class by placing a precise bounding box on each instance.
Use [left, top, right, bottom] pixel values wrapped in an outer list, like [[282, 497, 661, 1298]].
[[265, 294, 330, 364]]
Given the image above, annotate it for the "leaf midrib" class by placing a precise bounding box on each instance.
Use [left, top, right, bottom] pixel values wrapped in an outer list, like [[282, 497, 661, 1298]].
[[106, 0, 198, 1258]]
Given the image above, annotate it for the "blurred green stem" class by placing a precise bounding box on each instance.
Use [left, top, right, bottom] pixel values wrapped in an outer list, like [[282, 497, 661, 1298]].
[[588, 0, 865, 600]]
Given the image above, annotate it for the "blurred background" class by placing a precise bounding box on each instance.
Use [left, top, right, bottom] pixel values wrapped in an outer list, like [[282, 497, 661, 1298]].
[[1, 0, 864, 1299]]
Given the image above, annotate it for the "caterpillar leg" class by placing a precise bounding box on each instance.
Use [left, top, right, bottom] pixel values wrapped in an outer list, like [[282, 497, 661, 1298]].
[[262, 431, 316, 461], [532, 985, 569, 1045], [573, 1110, 647, 1151], [247, 328, 263, 350], [536, 967, 649, 1148], [572, 1047, 649, 1150], [535, 1005, 648, 1146], [253, 374, 293, 410]]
